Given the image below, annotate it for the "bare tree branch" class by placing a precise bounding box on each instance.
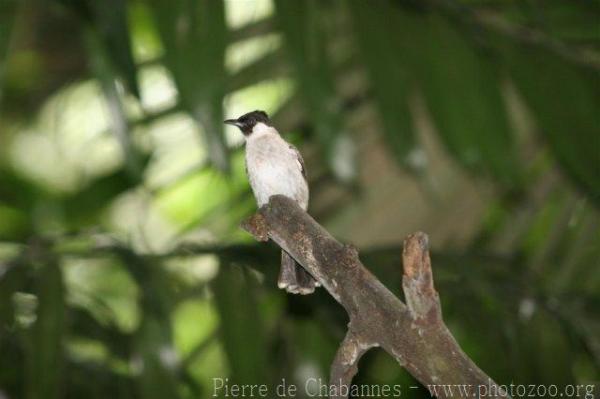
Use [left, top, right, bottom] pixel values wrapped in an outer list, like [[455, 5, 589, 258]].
[[242, 195, 510, 399], [329, 330, 377, 399]]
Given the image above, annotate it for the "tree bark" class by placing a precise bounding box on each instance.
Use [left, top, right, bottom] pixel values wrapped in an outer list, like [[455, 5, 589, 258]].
[[241, 195, 510, 399]]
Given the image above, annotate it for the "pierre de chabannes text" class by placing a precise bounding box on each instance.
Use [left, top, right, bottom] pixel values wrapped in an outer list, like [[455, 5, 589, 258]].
[[212, 378, 596, 398]]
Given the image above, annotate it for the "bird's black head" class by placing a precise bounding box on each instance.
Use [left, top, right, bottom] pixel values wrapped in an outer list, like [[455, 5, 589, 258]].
[[224, 110, 271, 136]]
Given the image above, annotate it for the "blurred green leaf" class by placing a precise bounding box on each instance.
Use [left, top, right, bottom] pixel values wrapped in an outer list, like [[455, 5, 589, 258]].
[[61, 167, 137, 228], [291, 319, 337, 376], [275, 0, 353, 180], [147, 0, 229, 171], [85, 30, 144, 178], [513, 0, 600, 42], [227, 50, 287, 93], [514, 309, 574, 384], [156, 152, 254, 238], [114, 250, 181, 399], [0, 167, 38, 206], [65, 359, 136, 399], [506, 44, 600, 204], [25, 259, 65, 399], [58, 0, 140, 98], [417, 15, 519, 185], [0, 0, 18, 105], [69, 308, 132, 360], [0, 167, 36, 240], [212, 263, 268, 384], [0, 261, 26, 328], [348, 0, 416, 166], [87, 0, 141, 98], [551, 211, 600, 294], [0, 0, 17, 60], [135, 316, 181, 399]]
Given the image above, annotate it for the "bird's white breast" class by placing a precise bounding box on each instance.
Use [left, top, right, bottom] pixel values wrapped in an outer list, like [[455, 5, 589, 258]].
[[245, 128, 308, 210]]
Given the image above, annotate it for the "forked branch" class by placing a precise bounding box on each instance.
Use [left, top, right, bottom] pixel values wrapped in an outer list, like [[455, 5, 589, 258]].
[[242, 195, 510, 399]]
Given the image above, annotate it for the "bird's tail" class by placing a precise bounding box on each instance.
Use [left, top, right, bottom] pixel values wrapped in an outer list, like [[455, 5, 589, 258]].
[[278, 250, 318, 295]]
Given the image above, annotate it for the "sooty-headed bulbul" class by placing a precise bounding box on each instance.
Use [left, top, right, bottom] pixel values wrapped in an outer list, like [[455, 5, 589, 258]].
[[225, 110, 319, 294]]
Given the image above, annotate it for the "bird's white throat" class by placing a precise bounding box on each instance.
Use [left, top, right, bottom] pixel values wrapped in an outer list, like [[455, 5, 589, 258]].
[[248, 122, 278, 140]]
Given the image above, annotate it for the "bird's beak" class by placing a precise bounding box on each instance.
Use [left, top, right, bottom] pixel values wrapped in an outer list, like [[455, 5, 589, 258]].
[[224, 119, 240, 127]]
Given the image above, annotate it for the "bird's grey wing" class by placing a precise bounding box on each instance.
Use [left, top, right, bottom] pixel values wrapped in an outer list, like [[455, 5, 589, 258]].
[[284, 144, 317, 294], [288, 144, 306, 179]]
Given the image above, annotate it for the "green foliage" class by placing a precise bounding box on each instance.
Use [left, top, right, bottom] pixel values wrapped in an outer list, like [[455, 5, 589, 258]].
[[0, 0, 599, 397], [88, 0, 141, 99], [348, 0, 416, 166], [148, 0, 229, 171], [213, 264, 268, 384], [507, 45, 600, 204], [275, 0, 350, 179], [416, 15, 519, 185], [0, 0, 18, 104], [25, 259, 65, 399]]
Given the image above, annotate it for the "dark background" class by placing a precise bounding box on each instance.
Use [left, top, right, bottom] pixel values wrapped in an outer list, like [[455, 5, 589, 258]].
[[0, 0, 599, 398]]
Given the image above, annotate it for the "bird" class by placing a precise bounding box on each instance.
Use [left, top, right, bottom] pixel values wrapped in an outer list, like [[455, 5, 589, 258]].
[[225, 110, 319, 294]]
